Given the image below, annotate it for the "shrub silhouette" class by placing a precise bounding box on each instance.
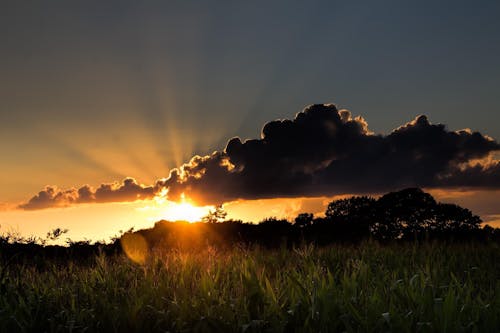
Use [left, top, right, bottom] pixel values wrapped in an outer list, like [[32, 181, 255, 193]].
[[202, 205, 228, 223]]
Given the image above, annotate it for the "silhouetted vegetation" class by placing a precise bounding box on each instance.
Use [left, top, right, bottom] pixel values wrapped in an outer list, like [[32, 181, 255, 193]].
[[1, 188, 499, 260], [1, 188, 500, 332], [124, 188, 497, 253], [202, 204, 228, 223]]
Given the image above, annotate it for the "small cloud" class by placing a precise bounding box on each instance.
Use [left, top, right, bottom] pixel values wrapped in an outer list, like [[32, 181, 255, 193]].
[[19, 178, 154, 210]]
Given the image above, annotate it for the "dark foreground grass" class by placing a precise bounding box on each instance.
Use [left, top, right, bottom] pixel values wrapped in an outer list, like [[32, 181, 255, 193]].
[[1, 242, 499, 332]]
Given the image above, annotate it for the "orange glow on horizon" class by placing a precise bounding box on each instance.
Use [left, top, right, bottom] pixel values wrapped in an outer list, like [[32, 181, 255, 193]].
[[0, 189, 499, 244]]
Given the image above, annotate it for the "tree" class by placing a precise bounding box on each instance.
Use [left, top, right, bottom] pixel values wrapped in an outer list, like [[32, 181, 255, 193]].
[[434, 203, 481, 232], [325, 196, 376, 240], [373, 188, 436, 240], [259, 217, 291, 227], [294, 213, 314, 228], [46, 227, 69, 241], [202, 205, 227, 223], [325, 196, 376, 222]]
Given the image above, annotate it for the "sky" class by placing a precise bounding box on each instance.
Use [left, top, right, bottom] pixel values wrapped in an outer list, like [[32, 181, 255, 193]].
[[1, 1, 500, 241]]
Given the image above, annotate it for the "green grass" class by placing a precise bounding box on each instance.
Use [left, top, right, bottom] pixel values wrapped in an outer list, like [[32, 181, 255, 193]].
[[1, 242, 499, 332]]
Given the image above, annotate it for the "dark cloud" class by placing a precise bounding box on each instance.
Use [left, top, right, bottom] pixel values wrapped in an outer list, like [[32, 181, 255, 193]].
[[437, 161, 500, 187], [19, 178, 154, 210], [158, 104, 500, 204], [19, 104, 500, 209]]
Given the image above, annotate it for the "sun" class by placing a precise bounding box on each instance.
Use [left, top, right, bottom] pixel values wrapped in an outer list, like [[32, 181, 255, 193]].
[[147, 190, 212, 223], [164, 201, 209, 222]]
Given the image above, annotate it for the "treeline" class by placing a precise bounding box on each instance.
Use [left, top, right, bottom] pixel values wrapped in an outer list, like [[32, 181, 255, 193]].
[[134, 188, 500, 251], [1, 188, 500, 262], [0, 229, 121, 265]]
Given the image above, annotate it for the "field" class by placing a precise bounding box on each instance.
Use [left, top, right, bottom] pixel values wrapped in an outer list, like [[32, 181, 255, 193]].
[[1, 241, 499, 332]]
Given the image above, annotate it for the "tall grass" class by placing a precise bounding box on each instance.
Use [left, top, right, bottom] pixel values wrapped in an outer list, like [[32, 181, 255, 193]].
[[1, 241, 499, 332]]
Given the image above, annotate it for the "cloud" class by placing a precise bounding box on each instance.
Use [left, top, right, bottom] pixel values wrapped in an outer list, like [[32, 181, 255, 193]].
[[19, 104, 500, 209], [436, 160, 500, 187], [158, 104, 500, 204], [19, 178, 155, 210]]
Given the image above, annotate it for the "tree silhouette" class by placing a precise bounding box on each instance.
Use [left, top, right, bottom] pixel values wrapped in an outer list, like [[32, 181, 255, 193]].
[[434, 203, 481, 232], [202, 205, 227, 223], [325, 196, 376, 240], [325, 196, 376, 222], [373, 188, 436, 240], [294, 213, 314, 228]]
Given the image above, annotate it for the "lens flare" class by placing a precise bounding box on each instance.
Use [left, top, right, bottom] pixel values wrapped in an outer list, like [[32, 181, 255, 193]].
[[120, 233, 149, 264]]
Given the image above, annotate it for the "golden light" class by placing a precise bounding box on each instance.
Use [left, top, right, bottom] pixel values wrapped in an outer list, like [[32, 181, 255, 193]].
[[163, 201, 208, 222], [136, 190, 212, 224], [162, 193, 211, 222]]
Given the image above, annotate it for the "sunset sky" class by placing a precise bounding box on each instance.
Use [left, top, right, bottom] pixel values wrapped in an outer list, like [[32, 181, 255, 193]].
[[1, 1, 500, 241]]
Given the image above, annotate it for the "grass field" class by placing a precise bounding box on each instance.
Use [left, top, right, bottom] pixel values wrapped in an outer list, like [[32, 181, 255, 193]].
[[1, 241, 499, 332]]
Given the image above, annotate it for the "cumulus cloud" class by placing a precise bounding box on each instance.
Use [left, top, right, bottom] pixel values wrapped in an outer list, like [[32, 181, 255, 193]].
[[19, 104, 500, 209], [156, 104, 500, 204], [19, 178, 155, 210]]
